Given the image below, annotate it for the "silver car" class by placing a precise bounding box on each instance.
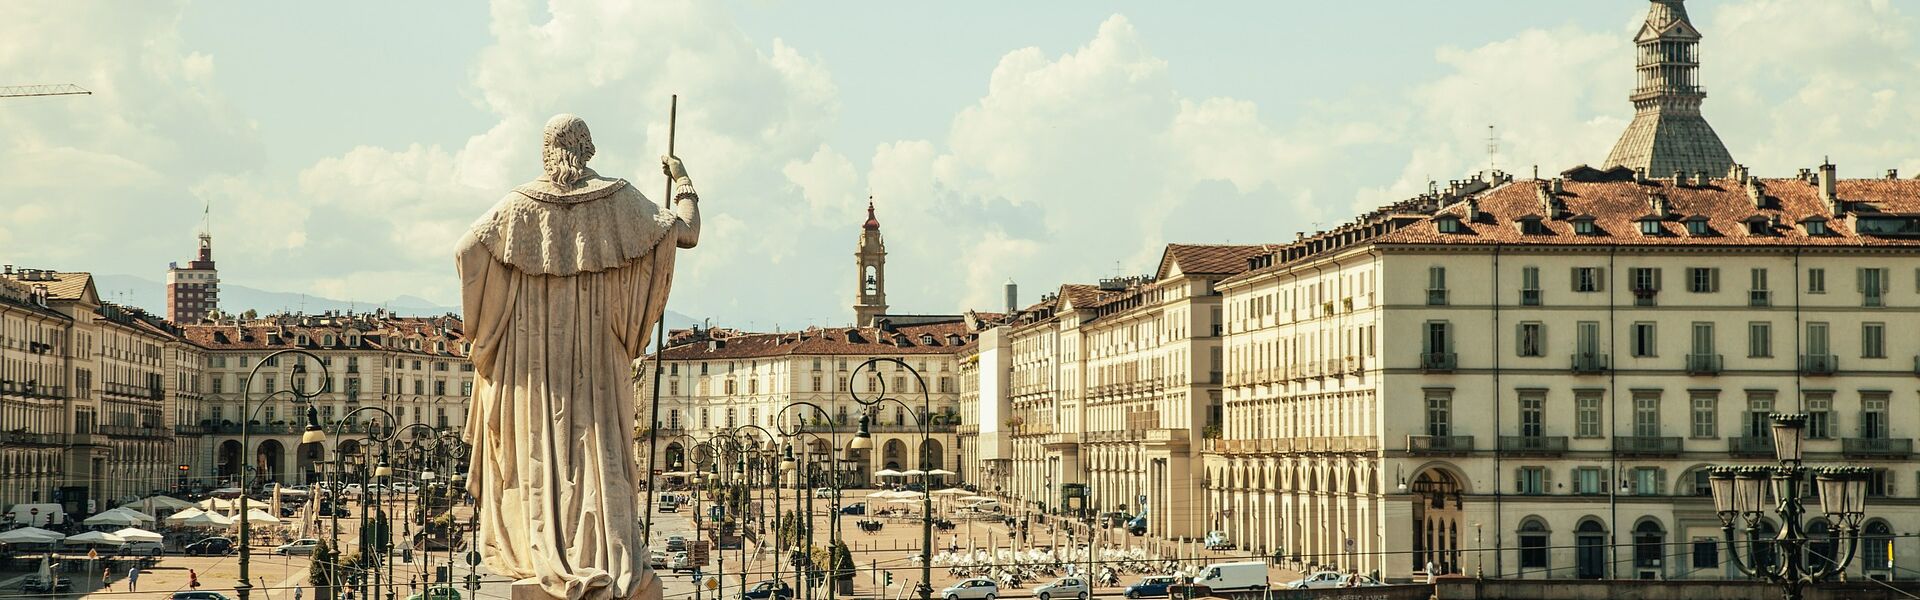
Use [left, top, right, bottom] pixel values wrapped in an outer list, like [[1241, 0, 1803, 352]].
[[1034, 577, 1088, 600], [939, 578, 998, 600]]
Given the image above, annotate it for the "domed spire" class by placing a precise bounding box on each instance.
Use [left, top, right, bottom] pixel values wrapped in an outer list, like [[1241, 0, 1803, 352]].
[[863, 197, 880, 230], [1604, 0, 1733, 178]]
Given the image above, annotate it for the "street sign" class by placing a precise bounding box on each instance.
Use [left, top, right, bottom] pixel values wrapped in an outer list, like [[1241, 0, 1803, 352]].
[[466, 550, 482, 566], [704, 578, 717, 590], [689, 540, 712, 566], [87, 549, 97, 560]]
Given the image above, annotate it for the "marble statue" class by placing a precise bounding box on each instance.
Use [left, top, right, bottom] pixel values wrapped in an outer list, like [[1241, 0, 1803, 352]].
[[457, 114, 699, 600]]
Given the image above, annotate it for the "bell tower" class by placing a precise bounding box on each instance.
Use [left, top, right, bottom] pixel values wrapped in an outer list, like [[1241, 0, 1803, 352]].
[[853, 199, 888, 325]]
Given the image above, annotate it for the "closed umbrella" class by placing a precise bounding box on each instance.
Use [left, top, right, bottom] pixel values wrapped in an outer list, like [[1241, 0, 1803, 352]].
[[197, 498, 240, 513], [0, 527, 65, 544]]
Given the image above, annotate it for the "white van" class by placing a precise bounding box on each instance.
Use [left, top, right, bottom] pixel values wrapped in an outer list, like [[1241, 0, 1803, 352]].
[[1193, 561, 1267, 592]]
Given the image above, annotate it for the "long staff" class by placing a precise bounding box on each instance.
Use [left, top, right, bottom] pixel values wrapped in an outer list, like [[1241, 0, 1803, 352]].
[[642, 95, 678, 540]]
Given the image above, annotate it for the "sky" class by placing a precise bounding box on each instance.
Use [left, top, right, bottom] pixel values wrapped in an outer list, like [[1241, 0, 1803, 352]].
[[2, 1, 1917, 329]]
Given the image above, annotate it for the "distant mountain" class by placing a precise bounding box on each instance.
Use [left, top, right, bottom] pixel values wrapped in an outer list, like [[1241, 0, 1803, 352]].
[[93, 273, 698, 328]]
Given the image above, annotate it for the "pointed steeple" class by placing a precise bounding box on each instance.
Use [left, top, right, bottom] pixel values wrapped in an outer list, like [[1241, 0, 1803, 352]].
[[1603, 0, 1734, 178], [863, 198, 880, 230]]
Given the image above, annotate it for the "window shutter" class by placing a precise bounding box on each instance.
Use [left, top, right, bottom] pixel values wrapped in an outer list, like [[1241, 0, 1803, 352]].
[[1597, 269, 1606, 292], [1571, 267, 1582, 291], [1654, 268, 1663, 291], [1710, 268, 1721, 293], [1543, 467, 1554, 495], [1858, 268, 1867, 293], [1604, 468, 1613, 494], [1514, 468, 1523, 494], [1657, 468, 1668, 495], [1882, 268, 1892, 293]]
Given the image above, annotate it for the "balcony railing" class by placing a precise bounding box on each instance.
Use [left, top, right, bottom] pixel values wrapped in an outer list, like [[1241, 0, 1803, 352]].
[[1407, 435, 1473, 455], [1800, 354, 1838, 375], [1570, 353, 1609, 374], [1498, 435, 1568, 455], [98, 424, 167, 438], [1420, 352, 1457, 372], [1843, 437, 1912, 458], [1613, 436, 1683, 456], [1520, 289, 1541, 306], [1426, 289, 1448, 306], [1685, 353, 1723, 375], [0, 431, 63, 446], [1749, 290, 1771, 307], [1729, 436, 1774, 457]]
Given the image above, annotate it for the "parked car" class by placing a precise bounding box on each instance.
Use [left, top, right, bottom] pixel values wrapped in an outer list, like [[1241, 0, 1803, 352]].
[[1202, 530, 1233, 551], [658, 500, 679, 513], [390, 483, 421, 494], [1099, 512, 1129, 528], [1122, 575, 1180, 599], [171, 593, 233, 600], [839, 503, 866, 516], [184, 537, 235, 556], [1288, 571, 1347, 590], [124, 539, 166, 556], [209, 487, 246, 499], [1033, 577, 1088, 600], [275, 538, 322, 555], [813, 487, 837, 499], [668, 551, 694, 573], [649, 550, 668, 569], [20, 574, 72, 593], [404, 587, 462, 600], [1193, 562, 1267, 593], [1125, 515, 1147, 536], [665, 536, 687, 552], [939, 578, 999, 600], [316, 501, 351, 518], [740, 580, 793, 600]]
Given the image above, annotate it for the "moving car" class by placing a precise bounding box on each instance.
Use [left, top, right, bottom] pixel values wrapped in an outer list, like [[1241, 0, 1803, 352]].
[[838, 503, 866, 516], [1125, 515, 1147, 536], [649, 550, 668, 569], [939, 578, 999, 600], [275, 538, 322, 555], [1193, 562, 1267, 593], [1122, 575, 1181, 599], [665, 536, 688, 552], [657, 499, 679, 513], [740, 580, 794, 600], [1288, 572, 1380, 589], [390, 483, 421, 494], [184, 537, 235, 556], [171, 593, 233, 600], [124, 539, 166, 556], [668, 551, 694, 573], [813, 487, 837, 499], [1033, 577, 1088, 600], [1202, 530, 1233, 551]]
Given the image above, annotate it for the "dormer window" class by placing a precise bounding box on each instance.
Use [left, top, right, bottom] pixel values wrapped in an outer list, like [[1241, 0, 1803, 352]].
[[1435, 215, 1465, 234], [323, 334, 335, 347], [1637, 216, 1664, 236], [1684, 216, 1711, 236], [1516, 216, 1547, 235], [1572, 216, 1597, 236], [1745, 217, 1772, 236], [1803, 218, 1830, 236]]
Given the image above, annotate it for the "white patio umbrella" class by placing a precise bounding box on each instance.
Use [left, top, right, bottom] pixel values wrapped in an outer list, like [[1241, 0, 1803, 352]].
[[82, 511, 143, 527], [865, 491, 896, 499], [0, 527, 65, 544], [165, 508, 208, 523], [932, 488, 971, 496], [903, 469, 926, 476], [111, 528, 163, 544], [176, 511, 235, 528], [928, 469, 956, 476], [108, 507, 156, 523], [63, 531, 125, 546], [138, 495, 196, 511], [958, 496, 994, 503], [886, 498, 923, 505], [874, 469, 905, 477], [237, 509, 280, 526]]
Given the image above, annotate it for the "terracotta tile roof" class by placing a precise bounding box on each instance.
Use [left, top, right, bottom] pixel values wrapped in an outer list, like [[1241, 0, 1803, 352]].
[[1157, 244, 1271, 278], [656, 320, 976, 360], [1378, 176, 1920, 247], [181, 315, 469, 358], [0, 271, 95, 302]]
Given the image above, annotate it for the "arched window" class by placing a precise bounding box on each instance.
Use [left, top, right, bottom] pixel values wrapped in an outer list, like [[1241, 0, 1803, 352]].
[[1806, 519, 1836, 572], [1633, 520, 1665, 569], [1864, 521, 1894, 571], [1518, 518, 1551, 570]]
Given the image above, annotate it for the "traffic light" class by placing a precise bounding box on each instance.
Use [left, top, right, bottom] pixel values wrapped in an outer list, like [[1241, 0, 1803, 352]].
[[178, 464, 189, 472], [884, 571, 893, 587]]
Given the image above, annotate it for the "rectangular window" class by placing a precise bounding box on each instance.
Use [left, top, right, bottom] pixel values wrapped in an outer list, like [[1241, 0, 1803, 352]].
[[1863, 323, 1886, 359], [1691, 393, 1717, 439], [1807, 322, 1831, 357], [1633, 392, 1661, 438], [1576, 321, 1601, 356], [1746, 392, 1775, 438], [211, 377, 224, 394], [1687, 267, 1720, 293], [1806, 392, 1833, 439], [1519, 392, 1545, 438], [1690, 322, 1715, 356], [1630, 267, 1662, 306], [1427, 266, 1448, 305], [1750, 268, 1771, 306], [1809, 268, 1827, 294], [1520, 532, 1550, 569], [1868, 469, 1892, 497], [1516, 322, 1544, 357], [1520, 266, 1541, 306], [1634, 467, 1661, 495], [1632, 322, 1657, 357], [1860, 267, 1888, 307], [811, 375, 823, 392], [1425, 390, 1451, 437], [1749, 322, 1772, 358], [1575, 467, 1605, 495], [1693, 539, 1719, 569], [1516, 467, 1546, 495], [1572, 267, 1604, 293], [1863, 393, 1889, 440], [1576, 391, 1603, 438]]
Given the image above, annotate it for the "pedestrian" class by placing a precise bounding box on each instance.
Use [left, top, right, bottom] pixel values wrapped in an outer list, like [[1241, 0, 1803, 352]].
[[189, 569, 201, 589], [295, 585, 304, 600], [102, 566, 110, 590], [1424, 560, 1436, 584], [127, 565, 140, 592]]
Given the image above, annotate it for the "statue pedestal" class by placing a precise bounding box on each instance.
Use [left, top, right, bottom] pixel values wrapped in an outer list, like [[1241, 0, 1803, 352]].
[[511, 578, 548, 600]]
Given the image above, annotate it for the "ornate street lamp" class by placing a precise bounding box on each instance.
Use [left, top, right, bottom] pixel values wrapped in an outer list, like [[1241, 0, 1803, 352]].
[[238, 349, 330, 600], [1710, 413, 1873, 600], [846, 358, 935, 600]]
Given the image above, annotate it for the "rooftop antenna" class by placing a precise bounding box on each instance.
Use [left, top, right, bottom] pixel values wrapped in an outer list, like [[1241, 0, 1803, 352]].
[[1485, 124, 1499, 172]]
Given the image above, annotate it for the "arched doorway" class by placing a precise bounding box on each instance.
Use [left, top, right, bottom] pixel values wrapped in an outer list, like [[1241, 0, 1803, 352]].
[[664, 443, 686, 472], [256, 439, 286, 485], [882, 439, 906, 470], [298, 443, 324, 484], [1410, 467, 1464, 575], [918, 439, 945, 472], [1631, 519, 1665, 579], [1575, 519, 1608, 579], [218, 440, 243, 483]]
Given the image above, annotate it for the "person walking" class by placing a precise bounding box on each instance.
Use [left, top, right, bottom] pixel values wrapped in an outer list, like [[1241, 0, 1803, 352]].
[[127, 565, 140, 592], [294, 585, 304, 600], [189, 569, 201, 589]]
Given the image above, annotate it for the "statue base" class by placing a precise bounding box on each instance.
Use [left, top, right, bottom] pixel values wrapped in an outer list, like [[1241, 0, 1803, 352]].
[[511, 578, 547, 600]]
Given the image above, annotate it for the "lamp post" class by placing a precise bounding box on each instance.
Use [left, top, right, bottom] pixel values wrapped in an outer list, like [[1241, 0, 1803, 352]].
[[238, 349, 331, 600], [315, 404, 401, 600], [776, 402, 842, 600], [1708, 413, 1873, 600], [730, 425, 779, 595], [844, 358, 934, 600]]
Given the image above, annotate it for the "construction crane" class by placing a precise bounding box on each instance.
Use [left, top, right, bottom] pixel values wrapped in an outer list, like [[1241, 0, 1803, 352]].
[[0, 84, 90, 99]]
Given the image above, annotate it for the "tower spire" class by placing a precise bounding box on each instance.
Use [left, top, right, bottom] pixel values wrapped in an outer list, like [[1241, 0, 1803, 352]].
[[863, 196, 880, 230], [853, 196, 888, 325], [1602, 0, 1734, 178]]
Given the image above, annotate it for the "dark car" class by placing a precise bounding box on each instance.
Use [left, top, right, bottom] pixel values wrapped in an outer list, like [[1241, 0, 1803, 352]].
[[665, 536, 687, 552], [184, 537, 235, 556], [172, 592, 235, 600], [839, 503, 866, 516], [1125, 515, 1147, 536], [1099, 512, 1129, 528], [316, 501, 351, 518], [1123, 575, 1180, 599], [740, 580, 793, 600]]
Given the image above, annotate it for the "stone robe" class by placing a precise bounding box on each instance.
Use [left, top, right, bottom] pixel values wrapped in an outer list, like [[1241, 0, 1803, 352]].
[[458, 169, 698, 600]]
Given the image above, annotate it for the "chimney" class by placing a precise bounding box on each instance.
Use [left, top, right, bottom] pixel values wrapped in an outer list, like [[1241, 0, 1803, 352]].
[[1634, 168, 1648, 184], [1889, 169, 1900, 180], [1673, 169, 1688, 187], [1798, 168, 1814, 182], [1728, 163, 1750, 181], [1004, 280, 1018, 314], [1745, 177, 1768, 209], [1695, 170, 1708, 186], [1650, 193, 1670, 218], [1465, 200, 1481, 222], [1817, 162, 1840, 214], [1550, 177, 1564, 195]]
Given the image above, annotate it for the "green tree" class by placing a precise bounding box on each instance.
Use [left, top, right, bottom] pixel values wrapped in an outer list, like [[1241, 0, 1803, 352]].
[[308, 540, 339, 600], [829, 540, 854, 581]]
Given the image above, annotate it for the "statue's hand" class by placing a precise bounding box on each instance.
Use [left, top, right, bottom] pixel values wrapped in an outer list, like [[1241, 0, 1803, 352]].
[[661, 155, 690, 182]]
